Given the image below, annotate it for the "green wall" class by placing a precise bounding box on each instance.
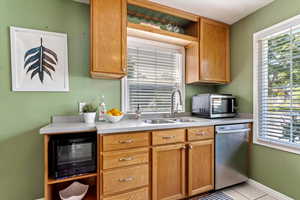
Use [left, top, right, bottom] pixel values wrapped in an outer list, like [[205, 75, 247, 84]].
[[217, 0, 300, 198], [0, 0, 213, 199]]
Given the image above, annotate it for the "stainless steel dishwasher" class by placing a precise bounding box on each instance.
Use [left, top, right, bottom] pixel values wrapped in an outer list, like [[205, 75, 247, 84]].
[[215, 123, 250, 190]]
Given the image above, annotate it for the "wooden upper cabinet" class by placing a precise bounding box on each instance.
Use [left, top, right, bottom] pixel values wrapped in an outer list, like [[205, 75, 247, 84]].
[[186, 42, 200, 83], [188, 140, 214, 196], [186, 18, 230, 84], [200, 18, 230, 83], [152, 144, 186, 200], [90, 0, 127, 79]]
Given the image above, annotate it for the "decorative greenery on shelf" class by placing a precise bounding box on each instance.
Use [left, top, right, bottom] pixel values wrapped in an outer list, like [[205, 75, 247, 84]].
[[82, 104, 97, 113], [128, 15, 185, 34]]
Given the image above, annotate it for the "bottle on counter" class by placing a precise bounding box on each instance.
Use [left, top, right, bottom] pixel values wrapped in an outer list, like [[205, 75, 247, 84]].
[[98, 95, 106, 121]]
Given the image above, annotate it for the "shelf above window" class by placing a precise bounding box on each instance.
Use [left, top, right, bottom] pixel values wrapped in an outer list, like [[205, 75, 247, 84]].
[[127, 0, 199, 46], [127, 22, 198, 46]]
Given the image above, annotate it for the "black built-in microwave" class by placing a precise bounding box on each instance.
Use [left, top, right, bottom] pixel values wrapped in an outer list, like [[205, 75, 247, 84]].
[[192, 94, 237, 119], [49, 132, 97, 179]]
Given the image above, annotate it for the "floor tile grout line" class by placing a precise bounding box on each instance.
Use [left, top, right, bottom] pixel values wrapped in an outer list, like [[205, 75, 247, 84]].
[[234, 189, 251, 199], [233, 188, 268, 200]]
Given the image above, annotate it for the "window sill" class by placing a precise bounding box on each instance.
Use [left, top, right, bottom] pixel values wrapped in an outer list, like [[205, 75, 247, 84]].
[[253, 138, 300, 155]]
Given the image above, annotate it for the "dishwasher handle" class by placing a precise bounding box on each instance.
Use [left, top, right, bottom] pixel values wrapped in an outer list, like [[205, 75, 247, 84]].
[[216, 128, 250, 134]]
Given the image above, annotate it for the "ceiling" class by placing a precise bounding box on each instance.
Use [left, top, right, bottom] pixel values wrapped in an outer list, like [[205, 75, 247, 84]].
[[73, 0, 274, 25], [149, 0, 274, 24]]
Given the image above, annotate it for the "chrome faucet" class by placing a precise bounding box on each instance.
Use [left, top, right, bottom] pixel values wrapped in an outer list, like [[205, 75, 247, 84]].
[[135, 104, 142, 119], [171, 89, 183, 118]]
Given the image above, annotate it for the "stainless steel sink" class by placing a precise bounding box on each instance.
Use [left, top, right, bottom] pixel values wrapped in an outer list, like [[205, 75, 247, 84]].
[[143, 119, 175, 124], [143, 118, 196, 124], [170, 118, 197, 123]]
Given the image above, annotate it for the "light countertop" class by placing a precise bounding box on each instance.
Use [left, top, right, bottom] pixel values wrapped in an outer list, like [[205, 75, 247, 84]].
[[40, 116, 253, 135]]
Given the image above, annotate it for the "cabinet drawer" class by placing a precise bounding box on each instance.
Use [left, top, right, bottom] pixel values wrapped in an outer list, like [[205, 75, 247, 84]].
[[103, 187, 149, 200], [152, 129, 185, 145], [102, 148, 149, 170], [103, 132, 150, 151], [102, 164, 149, 195], [187, 126, 214, 141]]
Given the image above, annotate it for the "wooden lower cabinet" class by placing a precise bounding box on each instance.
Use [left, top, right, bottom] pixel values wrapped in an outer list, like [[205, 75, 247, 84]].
[[152, 144, 186, 200], [188, 140, 214, 196], [99, 128, 215, 200], [102, 148, 149, 170], [103, 187, 149, 200], [102, 164, 149, 196]]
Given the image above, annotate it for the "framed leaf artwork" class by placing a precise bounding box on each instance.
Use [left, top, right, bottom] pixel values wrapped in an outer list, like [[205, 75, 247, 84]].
[[10, 27, 69, 91]]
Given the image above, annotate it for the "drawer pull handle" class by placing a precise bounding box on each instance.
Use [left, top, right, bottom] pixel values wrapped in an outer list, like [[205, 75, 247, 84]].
[[195, 132, 206, 136], [162, 135, 175, 139], [119, 177, 134, 182], [119, 139, 133, 144], [119, 157, 133, 162]]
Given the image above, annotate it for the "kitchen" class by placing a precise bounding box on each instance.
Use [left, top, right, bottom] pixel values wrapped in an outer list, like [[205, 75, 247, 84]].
[[1, 0, 300, 200]]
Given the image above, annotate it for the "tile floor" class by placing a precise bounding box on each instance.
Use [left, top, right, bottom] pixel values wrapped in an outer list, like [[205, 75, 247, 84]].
[[192, 183, 279, 200]]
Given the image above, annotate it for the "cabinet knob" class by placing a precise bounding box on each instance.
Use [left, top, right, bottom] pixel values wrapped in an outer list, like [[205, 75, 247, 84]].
[[181, 146, 186, 150], [189, 145, 193, 150]]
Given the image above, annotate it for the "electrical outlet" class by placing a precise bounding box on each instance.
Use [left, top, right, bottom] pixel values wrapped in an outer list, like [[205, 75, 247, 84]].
[[79, 102, 86, 114]]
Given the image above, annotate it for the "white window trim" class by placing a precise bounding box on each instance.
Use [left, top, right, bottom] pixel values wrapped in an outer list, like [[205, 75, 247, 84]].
[[253, 14, 300, 155], [122, 36, 186, 114]]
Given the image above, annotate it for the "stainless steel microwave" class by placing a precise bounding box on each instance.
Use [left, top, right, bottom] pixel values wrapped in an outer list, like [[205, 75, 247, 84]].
[[192, 94, 237, 119]]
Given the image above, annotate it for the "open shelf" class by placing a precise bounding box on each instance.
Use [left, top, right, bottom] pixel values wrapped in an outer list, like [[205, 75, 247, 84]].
[[48, 173, 98, 185], [47, 176, 98, 200], [128, 0, 198, 22], [84, 185, 97, 200], [127, 0, 199, 45], [127, 22, 198, 46], [128, 22, 198, 42]]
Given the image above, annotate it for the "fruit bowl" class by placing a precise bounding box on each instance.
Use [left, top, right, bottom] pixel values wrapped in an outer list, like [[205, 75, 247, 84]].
[[105, 114, 124, 123]]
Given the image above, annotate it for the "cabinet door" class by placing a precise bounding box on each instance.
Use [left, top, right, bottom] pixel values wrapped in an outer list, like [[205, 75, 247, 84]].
[[188, 140, 214, 196], [90, 0, 127, 79], [200, 18, 230, 83], [152, 144, 186, 200], [185, 41, 200, 84]]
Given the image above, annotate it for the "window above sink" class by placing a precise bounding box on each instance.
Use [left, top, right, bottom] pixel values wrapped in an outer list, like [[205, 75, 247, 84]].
[[122, 37, 185, 114]]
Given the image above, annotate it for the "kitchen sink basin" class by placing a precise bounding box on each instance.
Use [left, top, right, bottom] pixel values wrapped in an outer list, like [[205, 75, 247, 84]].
[[143, 119, 175, 124], [169, 118, 197, 123], [143, 118, 197, 124]]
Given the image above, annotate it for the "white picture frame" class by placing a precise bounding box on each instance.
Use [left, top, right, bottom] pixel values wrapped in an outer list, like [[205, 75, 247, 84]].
[[10, 27, 69, 92]]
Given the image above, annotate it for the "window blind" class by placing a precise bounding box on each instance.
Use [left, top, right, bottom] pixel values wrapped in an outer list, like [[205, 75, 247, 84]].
[[257, 25, 300, 145], [124, 40, 184, 113]]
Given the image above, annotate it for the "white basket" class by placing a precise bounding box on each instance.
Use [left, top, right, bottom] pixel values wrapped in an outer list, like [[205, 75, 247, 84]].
[[59, 181, 89, 200]]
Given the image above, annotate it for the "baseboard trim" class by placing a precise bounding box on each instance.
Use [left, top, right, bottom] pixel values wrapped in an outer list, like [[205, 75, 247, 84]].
[[37, 179, 293, 200], [247, 179, 294, 200]]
